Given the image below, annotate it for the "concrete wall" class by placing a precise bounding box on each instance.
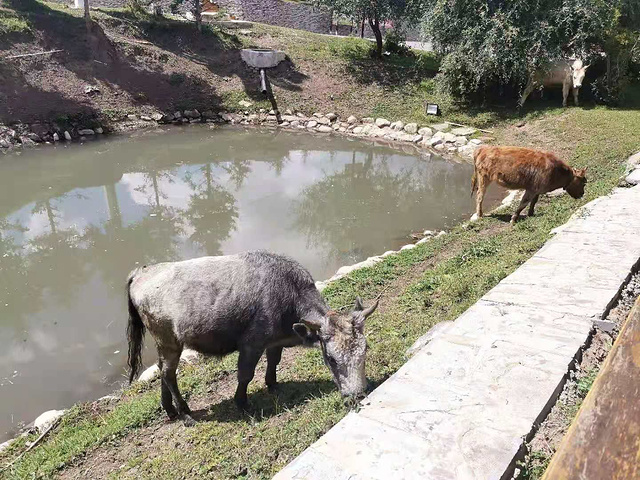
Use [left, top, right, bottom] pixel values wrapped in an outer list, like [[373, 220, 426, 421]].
[[216, 0, 331, 34]]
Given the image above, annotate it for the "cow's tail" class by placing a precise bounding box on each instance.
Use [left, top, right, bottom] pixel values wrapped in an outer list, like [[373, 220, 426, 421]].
[[126, 271, 145, 384]]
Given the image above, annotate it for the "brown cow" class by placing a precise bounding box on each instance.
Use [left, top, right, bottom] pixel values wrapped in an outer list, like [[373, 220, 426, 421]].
[[471, 146, 587, 224]]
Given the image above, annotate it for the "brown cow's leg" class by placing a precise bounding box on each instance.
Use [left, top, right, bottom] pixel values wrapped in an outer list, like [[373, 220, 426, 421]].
[[512, 190, 534, 224], [528, 194, 540, 216], [573, 88, 579, 106], [235, 346, 264, 409], [562, 82, 570, 107], [475, 176, 488, 218], [161, 348, 195, 426], [265, 346, 283, 392]]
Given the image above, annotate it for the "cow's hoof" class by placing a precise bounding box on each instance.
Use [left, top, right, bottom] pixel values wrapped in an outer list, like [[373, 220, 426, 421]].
[[182, 414, 196, 427], [166, 409, 179, 422]]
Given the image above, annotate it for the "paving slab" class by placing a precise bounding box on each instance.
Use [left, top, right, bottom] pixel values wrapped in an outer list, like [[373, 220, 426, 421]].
[[274, 185, 640, 480]]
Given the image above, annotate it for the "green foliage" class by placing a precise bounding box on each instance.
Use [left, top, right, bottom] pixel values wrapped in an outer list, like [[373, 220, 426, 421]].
[[383, 29, 412, 56], [423, 0, 624, 102]]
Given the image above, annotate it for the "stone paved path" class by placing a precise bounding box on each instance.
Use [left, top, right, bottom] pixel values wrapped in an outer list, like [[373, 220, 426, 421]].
[[274, 185, 640, 480]]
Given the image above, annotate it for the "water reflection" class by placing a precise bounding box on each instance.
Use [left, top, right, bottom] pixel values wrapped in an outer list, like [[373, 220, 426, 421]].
[[0, 126, 501, 441]]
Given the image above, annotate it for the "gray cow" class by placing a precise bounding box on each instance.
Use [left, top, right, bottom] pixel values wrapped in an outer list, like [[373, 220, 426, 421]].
[[520, 59, 589, 107], [126, 251, 378, 425]]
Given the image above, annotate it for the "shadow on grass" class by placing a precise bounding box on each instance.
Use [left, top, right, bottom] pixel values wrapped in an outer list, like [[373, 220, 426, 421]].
[[191, 379, 336, 424]]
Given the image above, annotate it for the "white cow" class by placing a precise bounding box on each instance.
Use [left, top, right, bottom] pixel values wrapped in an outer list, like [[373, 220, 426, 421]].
[[520, 59, 589, 107]]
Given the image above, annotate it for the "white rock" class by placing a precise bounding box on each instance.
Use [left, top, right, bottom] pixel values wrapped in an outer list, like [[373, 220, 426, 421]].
[[362, 117, 374, 124], [317, 125, 333, 133], [431, 122, 450, 132], [332, 124, 340, 131], [339, 127, 347, 132], [412, 135, 423, 143], [404, 123, 418, 134], [290, 120, 300, 127], [180, 348, 200, 364], [313, 112, 323, 118], [326, 113, 337, 121], [418, 127, 433, 138], [391, 121, 404, 131], [352, 126, 364, 134], [34, 410, 65, 433], [450, 127, 476, 136], [443, 132, 457, 143], [307, 120, 318, 128], [78, 129, 95, 136], [437, 230, 446, 237], [95, 127, 104, 134], [416, 237, 431, 245], [381, 250, 397, 257], [470, 138, 482, 145], [347, 115, 358, 124], [627, 152, 640, 169], [238, 100, 253, 108], [470, 213, 479, 222], [434, 144, 446, 151], [400, 244, 416, 251], [140, 115, 153, 121], [315, 281, 328, 292], [361, 125, 373, 135], [127, 114, 138, 121], [0, 438, 16, 454], [546, 188, 566, 197], [423, 230, 434, 236], [336, 265, 357, 276], [429, 137, 443, 147], [52, 133, 60, 142], [625, 168, 640, 185], [137, 364, 160, 382], [151, 113, 164, 121], [375, 118, 391, 127], [455, 136, 468, 146], [64, 131, 72, 141]]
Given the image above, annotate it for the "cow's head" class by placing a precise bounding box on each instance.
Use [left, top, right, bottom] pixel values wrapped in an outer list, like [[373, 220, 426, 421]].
[[566, 167, 587, 198], [293, 297, 378, 398], [571, 60, 589, 89]]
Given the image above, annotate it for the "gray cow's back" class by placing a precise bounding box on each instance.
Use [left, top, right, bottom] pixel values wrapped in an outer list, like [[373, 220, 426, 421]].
[[128, 251, 323, 355]]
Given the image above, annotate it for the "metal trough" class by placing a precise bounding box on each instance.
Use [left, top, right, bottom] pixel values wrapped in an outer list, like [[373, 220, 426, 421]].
[[241, 48, 285, 94]]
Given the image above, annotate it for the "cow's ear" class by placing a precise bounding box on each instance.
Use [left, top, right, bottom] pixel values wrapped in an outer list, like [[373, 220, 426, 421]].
[[293, 323, 319, 346]]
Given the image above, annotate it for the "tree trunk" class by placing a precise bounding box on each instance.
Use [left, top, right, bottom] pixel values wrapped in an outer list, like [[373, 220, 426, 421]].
[[83, 0, 91, 33], [194, 0, 202, 32], [360, 16, 365, 38], [368, 16, 383, 59]]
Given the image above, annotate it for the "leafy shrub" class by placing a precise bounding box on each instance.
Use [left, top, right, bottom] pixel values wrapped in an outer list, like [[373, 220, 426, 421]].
[[384, 29, 412, 57], [423, 0, 631, 103]]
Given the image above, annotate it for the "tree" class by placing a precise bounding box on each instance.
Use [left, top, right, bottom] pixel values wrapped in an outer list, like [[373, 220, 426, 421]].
[[315, 0, 423, 58], [194, 0, 202, 32], [83, 0, 91, 33], [422, 0, 624, 102]]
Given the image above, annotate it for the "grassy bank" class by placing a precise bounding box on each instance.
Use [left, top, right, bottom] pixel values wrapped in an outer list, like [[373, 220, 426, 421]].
[[0, 104, 638, 478]]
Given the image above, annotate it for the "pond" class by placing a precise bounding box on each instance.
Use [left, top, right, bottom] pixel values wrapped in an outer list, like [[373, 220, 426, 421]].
[[0, 125, 502, 441]]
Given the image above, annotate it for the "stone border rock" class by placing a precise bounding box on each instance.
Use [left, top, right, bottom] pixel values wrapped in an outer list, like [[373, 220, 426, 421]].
[[0, 108, 485, 160]]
